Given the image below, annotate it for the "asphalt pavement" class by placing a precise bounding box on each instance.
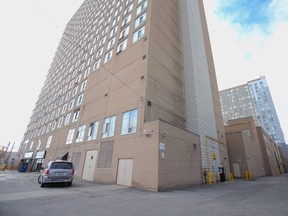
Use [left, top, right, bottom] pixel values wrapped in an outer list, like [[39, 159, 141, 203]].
[[0, 170, 288, 216]]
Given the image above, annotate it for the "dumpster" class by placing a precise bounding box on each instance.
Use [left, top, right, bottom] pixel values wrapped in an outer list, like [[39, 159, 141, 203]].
[[219, 167, 226, 182]]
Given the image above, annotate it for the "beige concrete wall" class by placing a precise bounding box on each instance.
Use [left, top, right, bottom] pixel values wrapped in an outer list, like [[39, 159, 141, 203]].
[[145, 0, 186, 129], [158, 121, 202, 190], [225, 132, 248, 177], [19, 0, 218, 191], [225, 117, 265, 178], [278, 146, 288, 172], [257, 127, 283, 176]]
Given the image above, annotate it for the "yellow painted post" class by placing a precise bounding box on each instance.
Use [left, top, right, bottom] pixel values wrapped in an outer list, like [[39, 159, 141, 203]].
[[249, 171, 253, 180], [276, 168, 280, 176], [207, 171, 211, 185], [229, 172, 234, 183], [245, 171, 249, 180]]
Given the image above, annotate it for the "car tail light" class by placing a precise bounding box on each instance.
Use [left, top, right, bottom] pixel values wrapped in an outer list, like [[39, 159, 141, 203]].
[[44, 169, 50, 175], [72, 169, 75, 176]]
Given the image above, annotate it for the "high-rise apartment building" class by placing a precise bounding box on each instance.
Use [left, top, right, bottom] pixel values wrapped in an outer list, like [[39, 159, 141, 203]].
[[220, 76, 287, 157], [18, 0, 228, 190]]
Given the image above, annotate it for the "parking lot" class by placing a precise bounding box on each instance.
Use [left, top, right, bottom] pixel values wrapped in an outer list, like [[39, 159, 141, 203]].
[[0, 170, 288, 216]]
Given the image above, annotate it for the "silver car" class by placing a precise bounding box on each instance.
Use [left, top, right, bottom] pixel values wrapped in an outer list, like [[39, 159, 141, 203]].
[[38, 160, 74, 187]]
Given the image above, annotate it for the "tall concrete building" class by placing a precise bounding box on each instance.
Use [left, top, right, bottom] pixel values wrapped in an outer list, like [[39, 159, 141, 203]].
[[18, 0, 228, 190], [219, 76, 287, 157]]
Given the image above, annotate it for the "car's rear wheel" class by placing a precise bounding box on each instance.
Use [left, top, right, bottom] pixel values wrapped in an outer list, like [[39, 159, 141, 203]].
[[40, 182, 45, 188], [67, 182, 72, 187]]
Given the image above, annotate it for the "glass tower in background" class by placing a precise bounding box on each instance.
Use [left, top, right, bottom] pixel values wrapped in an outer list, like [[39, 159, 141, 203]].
[[220, 76, 287, 157]]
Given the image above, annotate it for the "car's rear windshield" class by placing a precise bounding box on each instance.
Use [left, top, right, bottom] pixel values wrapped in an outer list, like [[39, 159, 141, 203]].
[[50, 162, 73, 169]]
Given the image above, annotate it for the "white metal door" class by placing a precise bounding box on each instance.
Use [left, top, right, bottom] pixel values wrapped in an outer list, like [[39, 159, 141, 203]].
[[82, 150, 98, 181], [233, 163, 241, 177], [117, 159, 133, 186]]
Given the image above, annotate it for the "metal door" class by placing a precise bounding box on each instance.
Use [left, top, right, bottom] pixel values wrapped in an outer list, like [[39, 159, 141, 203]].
[[232, 163, 241, 177], [82, 150, 98, 181], [116, 159, 133, 186]]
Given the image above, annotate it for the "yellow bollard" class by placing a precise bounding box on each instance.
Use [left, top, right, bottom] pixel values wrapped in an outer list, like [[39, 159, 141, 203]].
[[207, 171, 211, 185], [229, 172, 234, 183], [249, 171, 253, 180], [245, 171, 249, 180]]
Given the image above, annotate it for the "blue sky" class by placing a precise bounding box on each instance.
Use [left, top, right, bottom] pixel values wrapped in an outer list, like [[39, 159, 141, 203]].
[[217, 0, 273, 31], [203, 0, 288, 143]]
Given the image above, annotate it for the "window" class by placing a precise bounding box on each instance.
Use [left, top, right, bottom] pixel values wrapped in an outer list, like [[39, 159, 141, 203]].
[[115, 6, 122, 16], [65, 91, 71, 101], [51, 120, 57, 130], [69, 80, 74, 89], [117, 39, 127, 53], [84, 68, 90, 78], [61, 103, 67, 114], [102, 26, 108, 36], [46, 135, 52, 148], [112, 16, 120, 27], [102, 116, 116, 138], [79, 63, 85, 72], [64, 113, 71, 126], [121, 109, 138, 134], [93, 34, 99, 44], [135, 13, 146, 29], [72, 86, 79, 97], [76, 125, 86, 143], [80, 80, 87, 92], [56, 107, 61, 117], [124, 3, 133, 15], [105, 16, 111, 26], [72, 108, 80, 122], [119, 26, 130, 39], [87, 121, 99, 141], [121, 14, 131, 27], [66, 128, 75, 144], [90, 45, 96, 55], [104, 50, 113, 63], [132, 26, 145, 43], [36, 139, 41, 150], [57, 116, 64, 128], [136, 0, 147, 15], [96, 47, 104, 58], [68, 99, 75, 110], [126, 0, 133, 5], [107, 37, 116, 50], [28, 141, 34, 150], [99, 36, 106, 46], [110, 26, 118, 37], [46, 122, 52, 133], [93, 59, 101, 71], [76, 93, 84, 106]]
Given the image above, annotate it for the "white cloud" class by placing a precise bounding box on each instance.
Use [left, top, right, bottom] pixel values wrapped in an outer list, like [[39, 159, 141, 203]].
[[269, 0, 288, 23], [0, 1, 83, 151], [203, 0, 288, 143]]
